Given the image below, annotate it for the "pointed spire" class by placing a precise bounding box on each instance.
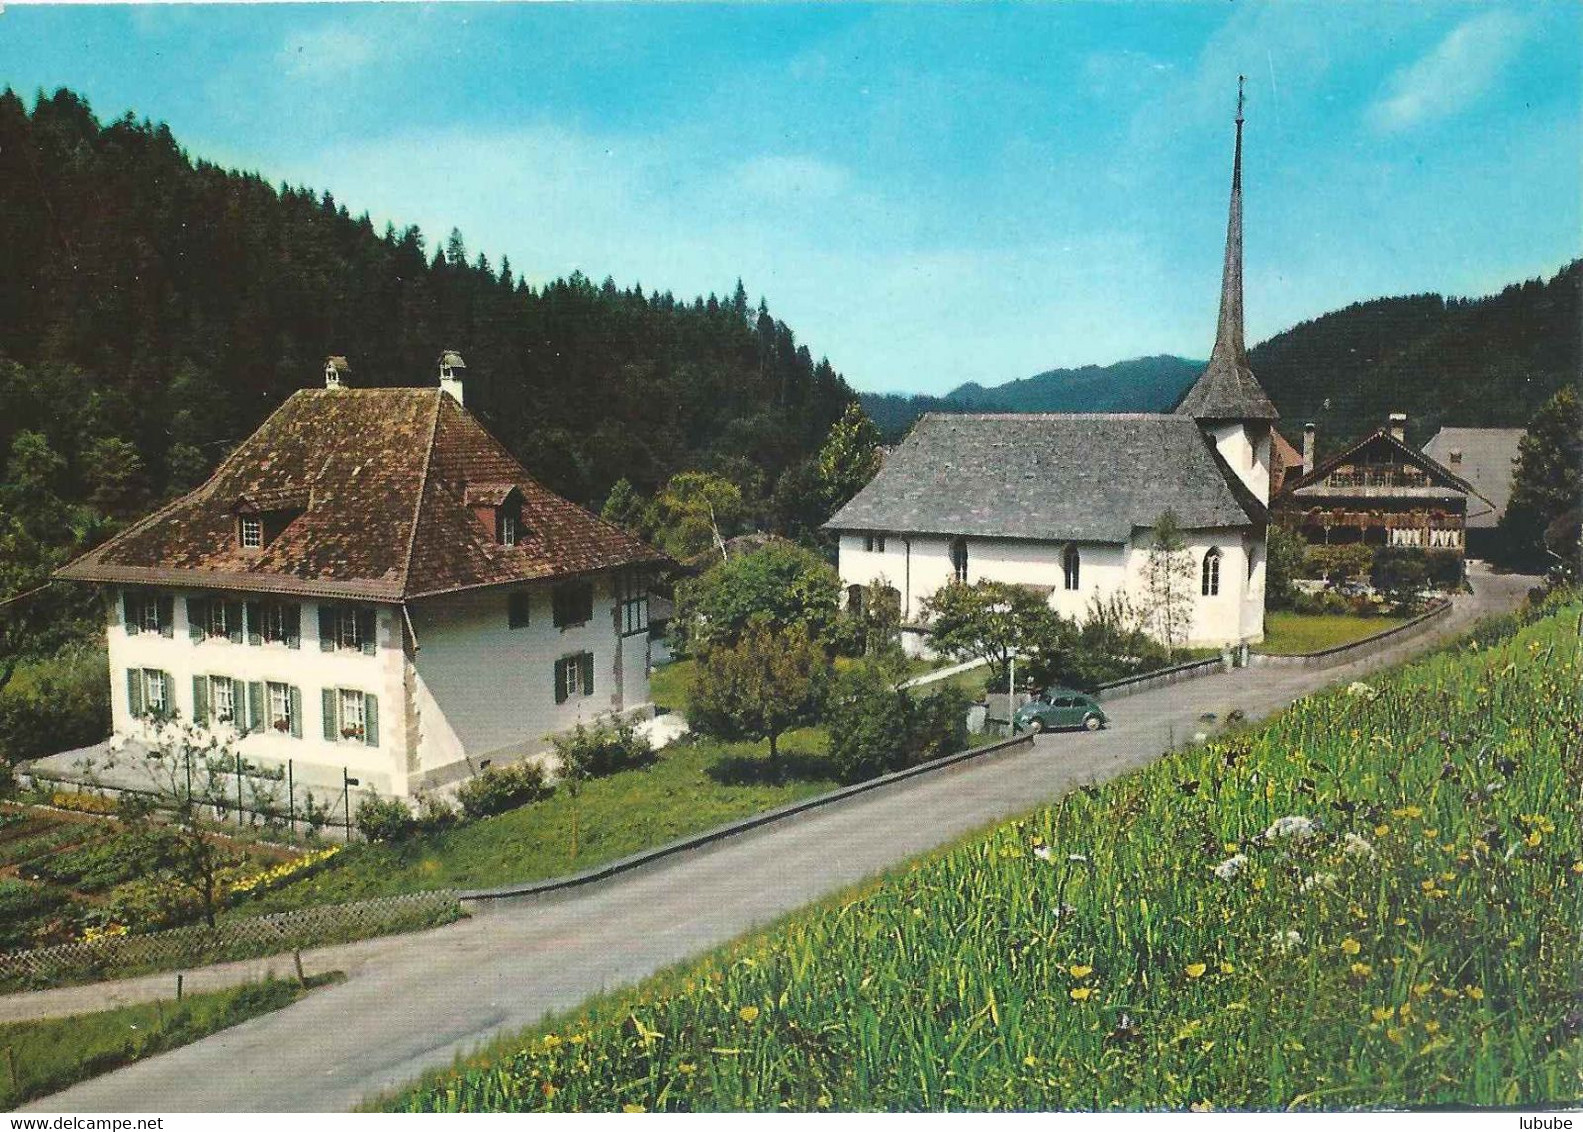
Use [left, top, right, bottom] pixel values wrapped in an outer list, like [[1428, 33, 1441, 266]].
[[1176, 75, 1278, 422]]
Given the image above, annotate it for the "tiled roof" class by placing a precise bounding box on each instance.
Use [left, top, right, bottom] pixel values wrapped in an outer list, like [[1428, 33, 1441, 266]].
[[57, 389, 664, 601], [824, 413, 1263, 544], [1269, 428, 1303, 497], [1284, 428, 1491, 507], [1422, 427, 1525, 528]]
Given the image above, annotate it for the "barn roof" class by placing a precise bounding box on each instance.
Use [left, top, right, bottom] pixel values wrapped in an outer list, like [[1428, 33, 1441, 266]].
[[57, 388, 664, 602], [824, 413, 1264, 543], [1422, 427, 1525, 529]]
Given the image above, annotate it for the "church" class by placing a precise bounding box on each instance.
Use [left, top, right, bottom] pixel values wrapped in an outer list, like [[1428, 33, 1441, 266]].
[[827, 86, 1276, 653]]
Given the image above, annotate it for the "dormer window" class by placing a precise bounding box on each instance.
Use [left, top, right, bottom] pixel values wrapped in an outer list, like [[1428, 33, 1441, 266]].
[[240, 516, 263, 549], [467, 482, 525, 547], [498, 511, 518, 546]]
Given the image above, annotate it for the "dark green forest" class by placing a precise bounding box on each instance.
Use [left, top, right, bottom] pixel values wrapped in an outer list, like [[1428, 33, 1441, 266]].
[[863, 262, 1581, 450]]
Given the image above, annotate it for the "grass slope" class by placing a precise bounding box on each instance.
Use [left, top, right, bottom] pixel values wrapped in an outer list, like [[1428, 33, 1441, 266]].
[[0, 974, 339, 1108], [1258, 613, 1408, 656], [382, 600, 1582, 1112]]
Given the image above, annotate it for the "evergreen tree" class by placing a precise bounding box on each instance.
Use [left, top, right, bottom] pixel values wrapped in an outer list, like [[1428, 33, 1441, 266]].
[[1497, 387, 1582, 571]]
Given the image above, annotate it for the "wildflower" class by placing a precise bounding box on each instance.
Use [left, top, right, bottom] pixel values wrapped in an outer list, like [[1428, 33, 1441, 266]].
[[1185, 963, 1207, 979], [1023, 1054, 1039, 1067], [1350, 962, 1373, 978], [738, 1005, 761, 1023], [1068, 964, 1093, 979], [1386, 1027, 1406, 1045], [623, 1104, 647, 1114], [1346, 681, 1378, 700], [1212, 854, 1248, 881], [542, 1083, 557, 1100], [1370, 1005, 1395, 1023], [1265, 815, 1319, 841], [1465, 986, 1485, 1001], [1070, 987, 1093, 1001], [1067, 853, 1089, 864], [1423, 1020, 1441, 1035], [1272, 930, 1304, 953], [677, 1062, 696, 1075], [542, 1034, 562, 1050], [1340, 938, 1362, 956], [1219, 961, 1235, 974], [1033, 845, 1054, 862], [1300, 872, 1337, 893], [1375, 823, 1391, 838], [1342, 833, 1376, 858]]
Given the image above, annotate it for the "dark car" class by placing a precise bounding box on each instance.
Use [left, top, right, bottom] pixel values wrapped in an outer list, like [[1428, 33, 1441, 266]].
[[1013, 687, 1109, 733]]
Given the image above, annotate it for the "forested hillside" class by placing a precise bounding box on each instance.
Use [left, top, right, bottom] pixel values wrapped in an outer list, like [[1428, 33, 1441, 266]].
[[862, 264, 1580, 449], [0, 88, 852, 585]]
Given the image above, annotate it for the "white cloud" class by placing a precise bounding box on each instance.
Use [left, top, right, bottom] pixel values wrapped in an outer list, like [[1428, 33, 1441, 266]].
[[1368, 10, 1528, 133]]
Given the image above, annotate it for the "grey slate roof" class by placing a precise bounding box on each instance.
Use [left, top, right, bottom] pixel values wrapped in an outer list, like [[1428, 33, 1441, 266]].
[[1422, 427, 1525, 528], [824, 413, 1262, 543]]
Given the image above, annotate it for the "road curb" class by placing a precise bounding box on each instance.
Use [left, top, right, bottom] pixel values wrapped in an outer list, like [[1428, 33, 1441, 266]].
[[457, 731, 1035, 907]]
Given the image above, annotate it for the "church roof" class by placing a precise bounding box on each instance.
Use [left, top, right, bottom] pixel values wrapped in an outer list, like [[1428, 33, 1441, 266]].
[[1422, 427, 1525, 528], [1174, 82, 1279, 424], [57, 388, 664, 602], [824, 413, 1264, 544]]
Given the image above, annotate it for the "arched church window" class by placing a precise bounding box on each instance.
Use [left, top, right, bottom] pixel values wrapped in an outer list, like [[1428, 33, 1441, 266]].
[[950, 538, 968, 583], [1201, 547, 1222, 597], [1062, 544, 1080, 591]]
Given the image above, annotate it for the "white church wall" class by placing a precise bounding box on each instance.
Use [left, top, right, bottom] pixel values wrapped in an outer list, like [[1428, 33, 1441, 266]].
[[1205, 421, 1272, 506]]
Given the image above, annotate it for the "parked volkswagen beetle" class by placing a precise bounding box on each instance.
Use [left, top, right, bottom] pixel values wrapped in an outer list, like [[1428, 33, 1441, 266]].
[[1013, 687, 1109, 733]]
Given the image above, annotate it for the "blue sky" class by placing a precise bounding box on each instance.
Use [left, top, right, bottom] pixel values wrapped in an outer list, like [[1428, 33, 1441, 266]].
[[0, 3, 1577, 395]]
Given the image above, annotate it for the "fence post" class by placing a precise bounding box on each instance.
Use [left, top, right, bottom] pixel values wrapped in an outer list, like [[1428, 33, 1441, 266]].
[[236, 752, 244, 825], [293, 948, 307, 987], [176, 972, 184, 1002], [287, 759, 295, 836], [5, 1046, 17, 1092]]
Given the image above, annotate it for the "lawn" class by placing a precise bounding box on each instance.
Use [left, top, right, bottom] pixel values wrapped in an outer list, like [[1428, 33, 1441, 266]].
[[234, 728, 839, 912], [381, 596, 1582, 1112], [1258, 611, 1406, 656], [0, 973, 340, 1108]]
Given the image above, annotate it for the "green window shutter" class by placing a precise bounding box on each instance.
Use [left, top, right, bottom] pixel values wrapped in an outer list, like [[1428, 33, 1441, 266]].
[[227, 602, 245, 645], [322, 688, 338, 740], [158, 596, 175, 638], [358, 609, 377, 656], [248, 682, 264, 733], [363, 694, 379, 747], [162, 672, 175, 715], [246, 601, 263, 646], [554, 659, 568, 704], [289, 686, 303, 738], [192, 675, 209, 726], [123, 591, 140, 635], [580, 652, 594, 697], [286, 604, 301, 649], [187, 597, 206, 643], [319, 606, 336, 652], [127, 669, 144, 717]]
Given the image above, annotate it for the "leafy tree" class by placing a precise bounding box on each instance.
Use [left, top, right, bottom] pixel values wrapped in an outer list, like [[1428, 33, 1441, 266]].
[[816, 402, 882, 517], [599, 477, 649, 534], [921, 579, 1061, 689], [1265, 524, 1309, 611], [676, 540, 841, 652], [649, 471, 744, 562], [853, 576, 903, 657], [1497, 387, 1581, 571], [688, 624, 823, 776], [1142, 509, 1197, 656], [80, 436, 150, 519]]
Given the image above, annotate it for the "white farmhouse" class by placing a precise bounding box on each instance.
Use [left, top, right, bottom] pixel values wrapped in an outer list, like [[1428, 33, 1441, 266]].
[[55, 353, 665, 799], [827, 90, 1276, 653]]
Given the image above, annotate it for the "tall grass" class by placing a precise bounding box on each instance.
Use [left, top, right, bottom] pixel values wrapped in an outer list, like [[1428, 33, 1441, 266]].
[[384, 602, 1582, 1112]]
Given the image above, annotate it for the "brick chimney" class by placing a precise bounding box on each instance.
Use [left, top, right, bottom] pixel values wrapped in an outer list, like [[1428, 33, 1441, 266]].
[[1302, 422, 1315, 476], [1388, 412, 1407, 443]]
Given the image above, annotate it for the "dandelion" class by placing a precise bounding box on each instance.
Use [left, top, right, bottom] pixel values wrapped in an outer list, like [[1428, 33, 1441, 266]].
[[1023, 1054, 1039, 1067], [1265, 815, 1319, 841], [1386, 1027, 1406, 1045], [738, 1005, 761, 1023], [623, 1104, 647, 1113], [1342, 833, 1376, 858], [1423, 1020, 1441, 1035], [1212, 854, 1248, 881], [1465, 986, 1485, 1001], [1070, 987, 1093, 1001], [1068, 964, 1093, 979], [1219, 961, 1235, 974], [1185, 963, 1207, 979], [1375, 823, 1391, 838], [1340, 938, 1362, 956], [1350, 962, 1373, 978], [677, 1063, 696, 1075], [1370, 1006, 1395, 1023]]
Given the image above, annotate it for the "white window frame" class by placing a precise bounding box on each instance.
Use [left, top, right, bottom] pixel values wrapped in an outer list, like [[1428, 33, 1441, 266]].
[[262, 602, 289, 644], [337, 609, 362, 650], [143, 669, 168, 715], [267, 681, 293, 734], [1062, 544, 1081, 592], [337, 688, 366, 742], [139, 598, 163, 633], [499, 512, 517, 546], [209, 675, 236, 724], [561, 655, 585, 697], [207, 602, 230, 639], [618, 570, 649, 636], [240, 516, 263, 549]]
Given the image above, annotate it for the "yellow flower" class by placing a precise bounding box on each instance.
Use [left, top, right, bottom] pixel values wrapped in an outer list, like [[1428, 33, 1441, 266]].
[[623, 1104, 647, 1113], [1185, 963, 1207, 979], [1465, 986, 1485, 1001], [677, 1062, 696, 1075], [1219, 962, 1235, 974], [1023, 1054, 1039, 1066], [1350, 962, 1373, 978], [1340, 938, 1362, 956], [1068, 964, 1093, 979], [1386, 1027, 1406, 1045], [1421, 878, 1437, 892], [1375, 824, 1391, 838], [1370, 1006, 1395, 1023], [1525, 831, 1542, 848], [738, 1005, 761, 1023], [1224, 842, 1240, 854], [1571, 861, 1583, 875], [1070, 987, 1093, 1001], [1424, 828, 1438, 840], [1412, 982, 1433, 998], [1252, 876, 1267, 891], [1393, 917, 1408, 927], [542, 1034, 562, 1049], [1423, 1020, 1441, 1035]]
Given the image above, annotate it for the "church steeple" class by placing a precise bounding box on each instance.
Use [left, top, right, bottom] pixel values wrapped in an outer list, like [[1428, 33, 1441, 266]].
[[1175, 77, 1278, 423]]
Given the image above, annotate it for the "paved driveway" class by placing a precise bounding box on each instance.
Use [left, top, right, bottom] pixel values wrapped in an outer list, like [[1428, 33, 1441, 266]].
[[25, 571, 1535, 1112]]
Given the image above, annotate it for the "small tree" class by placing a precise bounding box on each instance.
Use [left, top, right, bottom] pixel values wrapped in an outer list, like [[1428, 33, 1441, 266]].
[[1264, 524, 1308, 611], [816, 402, 883, 518], [676, 540, 841, 652], [921, 580, 1059, 690], [1142, 509, 1197, 657], [689, 624, 823, 779]]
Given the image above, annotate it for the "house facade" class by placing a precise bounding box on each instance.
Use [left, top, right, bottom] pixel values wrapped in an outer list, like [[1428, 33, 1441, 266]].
[[1276, 413, 1491, 562], [56, 355, 664, 799], [828, 87, 1274, 653]]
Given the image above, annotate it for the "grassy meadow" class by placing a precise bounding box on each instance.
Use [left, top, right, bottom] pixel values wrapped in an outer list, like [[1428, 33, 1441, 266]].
[[0, 973, 339, 1108], [382, 599, 1582, 1112], [1259, 612, 1409, 656]]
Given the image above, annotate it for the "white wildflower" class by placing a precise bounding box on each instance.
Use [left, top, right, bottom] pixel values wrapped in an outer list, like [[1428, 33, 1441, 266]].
[[1212, 854, 1248, 881], [1272, 930, 1304, 953], [1033, 845, 1054, 862], [1346, 681, 1378, 700], [1265, 815, 1319, 841], [1067, 853, 1089, 864], [1299, 872, 1337, 893], [1342, 833, 1375, 859], [1192, 731, 1208, 745]]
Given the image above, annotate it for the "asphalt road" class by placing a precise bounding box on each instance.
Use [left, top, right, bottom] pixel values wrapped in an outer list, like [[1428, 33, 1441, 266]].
[[25, 570, 1536, 1113]]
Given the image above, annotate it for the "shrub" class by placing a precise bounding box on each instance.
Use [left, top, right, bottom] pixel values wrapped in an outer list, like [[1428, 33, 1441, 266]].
[[825, 664, 972, 786], [553, 718, 654, 782], [1302, 543, 1373, 583], [1423, 548, 1463, 587], [456, 761, 554, 821], [413, 793, 461, 835], [0, 646, 112, 764], [354, 795, 414, 842], [1371, 546, 1430, 599]]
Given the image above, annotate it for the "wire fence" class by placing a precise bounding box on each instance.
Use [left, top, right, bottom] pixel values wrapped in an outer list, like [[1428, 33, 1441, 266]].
[[0, 889, 463, 993]]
